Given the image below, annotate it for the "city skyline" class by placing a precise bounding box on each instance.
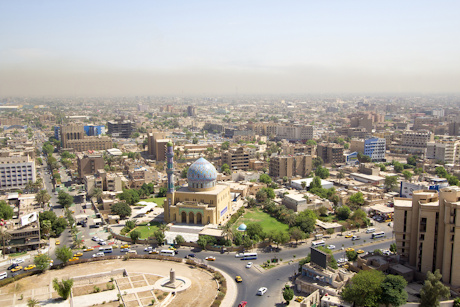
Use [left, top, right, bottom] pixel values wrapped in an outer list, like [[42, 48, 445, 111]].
[[1, 1, 459, 96]]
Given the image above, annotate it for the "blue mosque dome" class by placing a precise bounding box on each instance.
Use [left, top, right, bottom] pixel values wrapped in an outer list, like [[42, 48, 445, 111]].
[[187, 157, 217, 191]]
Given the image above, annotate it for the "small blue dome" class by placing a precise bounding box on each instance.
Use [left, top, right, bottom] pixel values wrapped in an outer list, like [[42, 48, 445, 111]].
[[187, 157, 217, 190], [237, 223, 247, 231]]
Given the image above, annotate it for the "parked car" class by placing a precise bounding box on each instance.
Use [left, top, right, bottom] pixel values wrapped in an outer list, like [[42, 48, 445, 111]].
[[12, 258, 24, 264], [257, 287, 268, 296]]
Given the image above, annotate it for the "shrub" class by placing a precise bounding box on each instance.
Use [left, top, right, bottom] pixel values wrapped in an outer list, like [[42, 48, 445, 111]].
[[94, 286, 101, 293]]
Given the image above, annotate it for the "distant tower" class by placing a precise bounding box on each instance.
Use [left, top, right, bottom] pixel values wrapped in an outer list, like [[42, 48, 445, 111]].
[[166, 141, 174, 193]]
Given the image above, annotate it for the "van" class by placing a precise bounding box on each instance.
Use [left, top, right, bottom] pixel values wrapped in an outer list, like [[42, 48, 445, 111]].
[[366, 228, 376, 233], [0, 271, 7, 280]]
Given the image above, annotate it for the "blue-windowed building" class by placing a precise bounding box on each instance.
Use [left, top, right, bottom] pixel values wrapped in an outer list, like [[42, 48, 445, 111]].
[[84, 125, 105, 136], [364, 137, 386, 162]]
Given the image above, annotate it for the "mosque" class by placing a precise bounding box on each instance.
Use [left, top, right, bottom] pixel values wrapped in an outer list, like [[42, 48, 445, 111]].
[[163, 142, 231, 225]]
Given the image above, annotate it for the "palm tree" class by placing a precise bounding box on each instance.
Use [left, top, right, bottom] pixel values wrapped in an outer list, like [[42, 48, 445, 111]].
[[220, 224, 234, 242], [27, 298, 40, 307], [91, 188, 103, 200], [0, 228, 12, 258], [158, 224, 170, 235], [35, 190, 51, 208], [337, 170, 345, 183], [42, 220, 52, 238]]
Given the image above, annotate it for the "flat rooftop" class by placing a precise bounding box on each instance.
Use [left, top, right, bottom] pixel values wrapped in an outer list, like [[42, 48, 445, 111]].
[[176, 183, 228, 195]]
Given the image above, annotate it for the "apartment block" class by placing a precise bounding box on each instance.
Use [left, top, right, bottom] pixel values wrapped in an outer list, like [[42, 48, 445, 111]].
[[275, 125, 314, 142], [282, 144, 315, 156], [221, 147, 250, 171], [147, 131, 171, 161], [77, 153, 105, 179], [107, 119, 135, 138], [427, 140, 460, 164], [394, 188, 460, 287], [0, 155, 36, 190], [401, 130, 434, 147], [350, 137, 386, 162], [317, 143, 344, 164], [269, 154, 312, 178], [66, 137, 113, 152]]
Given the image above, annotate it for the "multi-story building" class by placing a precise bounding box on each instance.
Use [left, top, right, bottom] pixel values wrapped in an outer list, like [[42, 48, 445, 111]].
[[147, 131, 171, 161], [401, 130, 434, 148], [107, 119, 135, 138], [187, 105, 196, 117], [350, 137, 386, 162], [84, 125, 106, 136], [77, 153, 105, 179], [66, 137, 113, 152], [269, 154, 312, 178], [394, 188, 460, 287], [282, 144, 315, 156], [0, 155, 36, 190], [84, 170, 122, 195], [60, 124, 85, 148], [448, 122, 460, 136], [275, 125, 314, 142], [317, 143, 344, 165], [426, 140, 460, 164], [221, 147, 250, 171], [4, 212, 42, 253]]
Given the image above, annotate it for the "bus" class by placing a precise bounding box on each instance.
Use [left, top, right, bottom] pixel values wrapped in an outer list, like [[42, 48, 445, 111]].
[[371, 231, 385, 239], [99, 246, 113, 253], [241, 253, 258, 260], [160, 250, 175, 256], [311, 240, 326, 247]]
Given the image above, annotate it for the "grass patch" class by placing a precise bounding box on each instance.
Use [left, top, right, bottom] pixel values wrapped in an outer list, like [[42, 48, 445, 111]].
[[232, 208, 289, 234], [318, 214, 337, 223], [143, 197, 165, 208], [133, 222, 161, 239], [8, 251, 27, 258]]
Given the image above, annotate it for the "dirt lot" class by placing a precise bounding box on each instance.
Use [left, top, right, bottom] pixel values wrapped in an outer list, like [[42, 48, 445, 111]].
[[0, 259, 218, 307]]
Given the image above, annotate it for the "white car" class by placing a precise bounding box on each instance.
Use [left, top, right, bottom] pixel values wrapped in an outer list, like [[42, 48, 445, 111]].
[[13, 258, 25, 264], [327, 245, 336, 250], [257, 287, 268, 296], [120, 248, 130, 252], [99, 241, 107, 245], [91, 236, 99, 242], [337, 258, 347, 264], [92, 252, 104, 258], [246, 262, 253, 268], [144, 246, 154, 252]]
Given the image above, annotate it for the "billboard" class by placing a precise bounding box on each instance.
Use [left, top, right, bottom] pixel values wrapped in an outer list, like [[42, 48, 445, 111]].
[[311, 247, 328, 269]]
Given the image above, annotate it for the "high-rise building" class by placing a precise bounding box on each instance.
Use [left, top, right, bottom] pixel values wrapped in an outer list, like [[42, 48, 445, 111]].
[[147, 131, 171, 161], [60, 124, 85, 148], [221, 147, 250, 171], [394, 188, 460, 287], [269, 154, 312, 178], [60, 124, 112, 152], [0, 155, 36, 190], [317, 143, 344, 164], [187, 105, 196, 117], [84, 125, 106, 136], [350, 137, 386, 162], [107, 119, 135, 138], [426, 140, 460, 164], [77, 153, 105, 179]]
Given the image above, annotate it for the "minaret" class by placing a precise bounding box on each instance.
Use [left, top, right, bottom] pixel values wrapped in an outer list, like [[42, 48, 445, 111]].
[[166, 141, 175, 193], [164, 141, 175, 222]]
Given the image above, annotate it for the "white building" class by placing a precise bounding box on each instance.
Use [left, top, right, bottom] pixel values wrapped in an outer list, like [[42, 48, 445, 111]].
[[291, 178, 334, 190], [426, 140, 460, 164], [0, 155, 36, 190]]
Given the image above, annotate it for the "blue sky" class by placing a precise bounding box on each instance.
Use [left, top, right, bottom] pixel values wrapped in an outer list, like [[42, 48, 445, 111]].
[[1, 1, 459, 96]]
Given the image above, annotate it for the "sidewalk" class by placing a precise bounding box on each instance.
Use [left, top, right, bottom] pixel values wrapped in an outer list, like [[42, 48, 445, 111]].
[[212, 266, 237, 307]]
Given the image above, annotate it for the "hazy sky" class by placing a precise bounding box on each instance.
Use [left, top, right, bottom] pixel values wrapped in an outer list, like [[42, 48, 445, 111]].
[[1, 1, 459, 96]]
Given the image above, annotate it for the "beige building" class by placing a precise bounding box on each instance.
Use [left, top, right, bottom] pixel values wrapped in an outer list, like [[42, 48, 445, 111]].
[[269, 154, 312, 178], [401, 130, 434, 147], [317, 143, 344, 164], [164, 157, 231, 225], [77, 152, 105, 179], [394, 188, 460, 287], [61, 124, 112, 152], [0, 154, 36, 191], [426, 140, 460, 164], [147, 131, 170, 161], [84, 170, 123, 195], [221, 147, 250, 171]]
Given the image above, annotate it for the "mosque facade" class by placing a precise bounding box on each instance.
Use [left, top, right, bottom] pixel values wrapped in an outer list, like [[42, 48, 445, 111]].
[[164, 142, 231, 225]]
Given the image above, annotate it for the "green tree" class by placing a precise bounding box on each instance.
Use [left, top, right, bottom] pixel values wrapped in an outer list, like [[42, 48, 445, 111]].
[[351, 208, 367, 221], [380, 275, 408, 307], [255, 189, 268, 202], [315, 166, 330, 179], [390, 243, 397, 254], [154, 230, 165, 245], [35, 190, 51, 208], [118, 189, 140, 206], [157, 187, 167, 197], [295, 209, 317, 234], [435, 166, 448, 178], [197, 236, 208, 249], [0, 228, 12, 258], [233, 232, 243, 245], [447, 174, 459, 186], [221, 163, 230, 175], [394, 162, 404, 173], [111, 202, 132, 219], [283, 284, 294, 305], [347, 192, 365, 209], [158, 223, 170, 234], [384, 176, 398, 191], [310, 176, 322, 189], [337, 206, 351, 220], [41, 220, 52, 238], [0, 201, 14, 220], [420, 270, 450, 307], [52, 217, 68, 237], [55, 245, 73, 264], [289, 227, 306, 244], [341, 270, 385, 307], [346, 250, 358, 261], [272, 230, 290, 248], [57, 191, 73, 208], [402, 170, 413, 182], [259, 173, 272, 184], [221, 141, 230, 150], [34, 254, 51, 271], [192, 137, 198, 144], [43, 142, 54, 155], [175, 235, 185, 245], [453, 298, 460, 307], [246, 223, 265, 241], [242, 236, 253, 249], [407, 155, 418, 166], [312, 156, 323, 168], [129, 230, 141, 243], [305, 140, 316, 146], [52, 278, 74, 300]]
